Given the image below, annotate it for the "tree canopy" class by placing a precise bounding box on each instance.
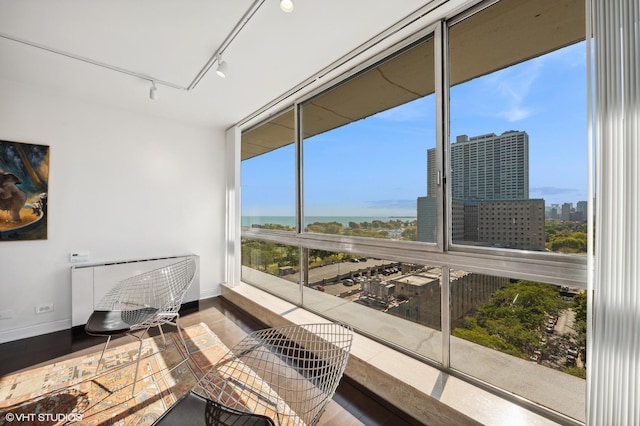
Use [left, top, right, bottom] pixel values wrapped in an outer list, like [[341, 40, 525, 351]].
[[545, 221, 588, 253], [453, 280, 570, 358]]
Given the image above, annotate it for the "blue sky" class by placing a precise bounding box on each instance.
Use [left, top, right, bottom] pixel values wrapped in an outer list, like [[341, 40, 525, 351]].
[[242, 42, 587, 217]]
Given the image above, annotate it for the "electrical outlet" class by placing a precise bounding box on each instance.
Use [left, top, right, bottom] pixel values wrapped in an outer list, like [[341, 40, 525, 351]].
[[35, 303, 54, 314], [0, 309, 14, 320]]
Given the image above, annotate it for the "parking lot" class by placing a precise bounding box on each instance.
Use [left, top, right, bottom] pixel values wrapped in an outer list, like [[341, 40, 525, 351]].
[[283, 258, 398, 286]]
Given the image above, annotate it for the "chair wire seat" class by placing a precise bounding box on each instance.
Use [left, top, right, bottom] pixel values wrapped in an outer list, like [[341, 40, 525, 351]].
[[85, 258, 197, 395], [153, 323, 353, 426]]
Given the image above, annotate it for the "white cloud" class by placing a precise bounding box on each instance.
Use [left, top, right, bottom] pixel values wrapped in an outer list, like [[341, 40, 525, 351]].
[[499, 106, 533, 122], [489, 58, 544, 122]]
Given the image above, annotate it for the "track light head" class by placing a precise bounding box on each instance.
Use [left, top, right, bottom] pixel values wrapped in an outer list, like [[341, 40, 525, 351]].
[[280, 0, 294, 13], [216, 57, 228, 78], [149, 81, 159, 100]]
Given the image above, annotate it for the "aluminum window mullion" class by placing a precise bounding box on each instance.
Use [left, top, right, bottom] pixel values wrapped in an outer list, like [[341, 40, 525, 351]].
[[435, 19, 451, 369], [296, 103, 304, 304], [226, 126, 242, 286], [435, 20, 446, 252], [295, 103, 303, 236], [441, 266, 451, 368], [299, 247, 308, 304]]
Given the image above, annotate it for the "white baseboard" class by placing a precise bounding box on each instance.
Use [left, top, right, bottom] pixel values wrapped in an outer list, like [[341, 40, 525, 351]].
[[0, 319, 71, 344], [199, 288, 220, 300], [0, 291, 219, 344]]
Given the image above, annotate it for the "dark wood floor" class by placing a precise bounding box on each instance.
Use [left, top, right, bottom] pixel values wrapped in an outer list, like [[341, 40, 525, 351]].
[[0, 296, 423, 426]]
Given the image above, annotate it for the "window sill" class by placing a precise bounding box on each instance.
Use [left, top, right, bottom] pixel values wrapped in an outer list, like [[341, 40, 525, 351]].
[[222, 282, 570, 426]]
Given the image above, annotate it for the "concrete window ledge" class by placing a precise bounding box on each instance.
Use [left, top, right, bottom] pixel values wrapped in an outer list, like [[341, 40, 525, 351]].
[[221, 282, 562, 426]]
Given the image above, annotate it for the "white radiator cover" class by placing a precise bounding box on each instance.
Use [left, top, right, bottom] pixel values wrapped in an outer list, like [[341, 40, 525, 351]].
[[71, 254, 200, 327]]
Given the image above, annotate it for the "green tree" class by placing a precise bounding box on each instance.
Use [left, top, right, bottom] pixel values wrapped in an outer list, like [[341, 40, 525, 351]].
[[371, 220, 384, 228], [454, 280, 570, 360], [573, 291, 587, 362], [453, 317, 523, 357], [561, 365, 586, 379], [283, 245, 299, 266], [550, 236, 586, 253], [401, 227, 417, 241], [262, 223, 295, 231], [309, 249, 334, 262], [546, 221, 588, 253]]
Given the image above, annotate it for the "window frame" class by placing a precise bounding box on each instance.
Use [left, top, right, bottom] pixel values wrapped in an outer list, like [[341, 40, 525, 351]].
[[241, 11, 588, 288], [237, 0, 589, 423]]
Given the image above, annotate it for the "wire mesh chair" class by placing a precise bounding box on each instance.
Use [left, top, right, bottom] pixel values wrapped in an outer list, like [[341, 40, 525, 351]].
[[152, 322, 353, 426], [84, 258, 197, 395]]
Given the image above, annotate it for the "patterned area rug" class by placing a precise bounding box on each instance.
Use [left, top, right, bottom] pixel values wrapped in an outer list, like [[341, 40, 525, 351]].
[[0, 323, 229, 425]]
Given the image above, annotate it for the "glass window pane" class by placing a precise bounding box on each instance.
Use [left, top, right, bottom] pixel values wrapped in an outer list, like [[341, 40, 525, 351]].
[[302, 37, 436, 242], [241, 109, 296, 231], [241, 238, 300, 304], [300, 249, 442, 362], [450, 271, 586, 422], [449, 0, 587, 253]]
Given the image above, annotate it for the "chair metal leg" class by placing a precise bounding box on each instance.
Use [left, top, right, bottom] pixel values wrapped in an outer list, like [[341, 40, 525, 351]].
[[174, 315, 190, 355], [129, 320, 194, 398], [95, 335, 112, 374], [131, 336, 145, 396], [158, 324, 167, 347], [93, 320, 194, 398]]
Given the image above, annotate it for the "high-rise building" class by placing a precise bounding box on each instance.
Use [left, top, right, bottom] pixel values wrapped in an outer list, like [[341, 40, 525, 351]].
[[576, 201, 588, 221], [426, 148, 437, 198], [561, 202, 573, 221], [477, 199, 546, 250], [547, 203, 561, 220], [416, 196, 437, 243], [419, 130, 545, 250], [450, 131, 529, 200]]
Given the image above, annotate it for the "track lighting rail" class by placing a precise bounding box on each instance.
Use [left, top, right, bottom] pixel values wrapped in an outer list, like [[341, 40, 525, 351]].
[[0, 0, 279, 93]]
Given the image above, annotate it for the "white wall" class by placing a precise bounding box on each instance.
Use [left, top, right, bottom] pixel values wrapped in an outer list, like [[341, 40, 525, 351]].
[[0, 79, 226, 343]]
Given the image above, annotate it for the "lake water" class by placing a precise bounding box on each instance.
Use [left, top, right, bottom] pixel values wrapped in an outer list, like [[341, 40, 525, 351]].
[[242, 216, 416, 228]]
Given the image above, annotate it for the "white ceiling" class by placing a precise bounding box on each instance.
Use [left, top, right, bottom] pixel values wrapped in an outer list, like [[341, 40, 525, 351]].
[[0, 0, 432, 130]]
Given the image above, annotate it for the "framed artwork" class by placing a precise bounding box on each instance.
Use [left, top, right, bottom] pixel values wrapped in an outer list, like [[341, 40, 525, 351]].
[[0, 140, 49, 241]]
